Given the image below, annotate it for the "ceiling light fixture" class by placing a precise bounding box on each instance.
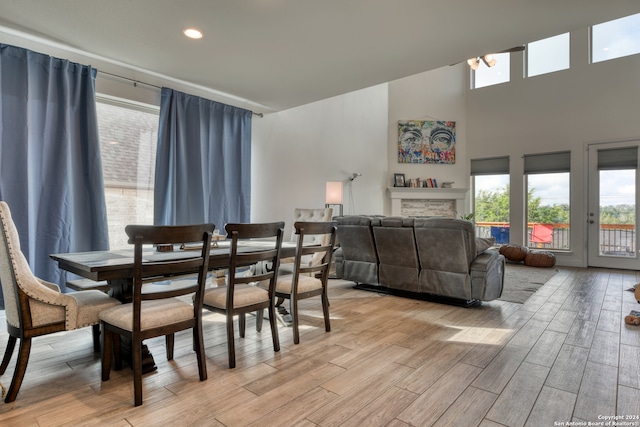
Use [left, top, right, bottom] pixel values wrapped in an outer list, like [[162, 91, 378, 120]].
[[183, 28, 203, 39], [482, 54, 497, 67], [467, 53, 497, 70], [467, 57, 480, 71]]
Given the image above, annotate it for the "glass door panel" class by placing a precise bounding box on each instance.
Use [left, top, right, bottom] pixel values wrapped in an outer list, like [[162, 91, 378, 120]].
[[587, 142, 640, 269], [598, 170, 635, 257]]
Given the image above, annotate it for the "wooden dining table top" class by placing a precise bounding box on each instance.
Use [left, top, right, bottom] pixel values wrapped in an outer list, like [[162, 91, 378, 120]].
[[50, 239, 297, 282]]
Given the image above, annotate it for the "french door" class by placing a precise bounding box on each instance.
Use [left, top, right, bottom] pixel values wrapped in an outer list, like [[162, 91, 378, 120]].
[[587, 141, 640, 269]]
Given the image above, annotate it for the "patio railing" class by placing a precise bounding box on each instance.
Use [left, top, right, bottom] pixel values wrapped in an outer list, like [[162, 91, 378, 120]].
[[475, 222, 636, 255]]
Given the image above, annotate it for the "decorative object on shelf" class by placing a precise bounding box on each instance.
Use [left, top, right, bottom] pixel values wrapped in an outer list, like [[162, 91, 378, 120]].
[[325, 181, 343, 217], [393, 173, 405, 187], [441, 181, 454, 188], [403, 177, 442, 188], [398, 120, 456, 164]]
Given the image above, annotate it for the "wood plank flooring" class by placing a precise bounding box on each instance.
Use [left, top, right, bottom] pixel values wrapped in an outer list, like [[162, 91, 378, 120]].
[[0, 266, 639, 426]]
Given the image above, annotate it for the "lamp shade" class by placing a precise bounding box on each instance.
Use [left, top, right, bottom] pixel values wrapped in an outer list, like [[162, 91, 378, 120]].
[[482, 54, 497, 67], [325, 181, 343, 204]]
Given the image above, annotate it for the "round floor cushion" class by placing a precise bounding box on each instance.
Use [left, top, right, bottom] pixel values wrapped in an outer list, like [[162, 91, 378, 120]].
[[524, 251, 556, 268], [499, 244, 529, 262]]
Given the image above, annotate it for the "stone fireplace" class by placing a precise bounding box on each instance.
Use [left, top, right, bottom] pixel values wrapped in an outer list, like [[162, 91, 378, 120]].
[[387, 187, 469, 218]]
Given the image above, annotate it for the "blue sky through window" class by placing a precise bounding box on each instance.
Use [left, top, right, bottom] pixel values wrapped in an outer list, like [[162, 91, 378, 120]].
[[592, 13, 640, 63]]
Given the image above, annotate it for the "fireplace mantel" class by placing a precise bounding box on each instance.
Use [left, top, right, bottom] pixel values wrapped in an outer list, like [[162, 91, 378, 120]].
[[387, 187, 469, 217]]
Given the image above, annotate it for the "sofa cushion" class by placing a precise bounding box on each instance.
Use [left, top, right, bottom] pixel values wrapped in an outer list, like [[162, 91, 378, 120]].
[[475, 237, 495, 255], [373, 217, 419, 292]]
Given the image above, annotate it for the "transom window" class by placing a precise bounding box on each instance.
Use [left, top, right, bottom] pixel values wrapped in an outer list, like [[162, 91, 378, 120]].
[[527, 33, 570, 77], [473, 52, 510, 89], [592, 13, 640, 63]]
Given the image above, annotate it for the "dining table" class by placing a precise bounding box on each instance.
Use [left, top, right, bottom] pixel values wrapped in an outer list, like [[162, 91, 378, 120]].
[[50, 239, 297, 373]]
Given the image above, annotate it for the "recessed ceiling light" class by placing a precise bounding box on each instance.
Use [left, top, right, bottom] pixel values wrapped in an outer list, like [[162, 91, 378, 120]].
[[183, 28, 203, 39]]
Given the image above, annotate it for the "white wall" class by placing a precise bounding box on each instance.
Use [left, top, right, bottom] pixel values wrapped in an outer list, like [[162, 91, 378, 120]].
[[251, 85, 389, 236], [387, 64, 469, 214]]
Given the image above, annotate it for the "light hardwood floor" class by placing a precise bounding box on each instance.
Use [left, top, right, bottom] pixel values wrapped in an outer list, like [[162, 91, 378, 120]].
[[0, 267, 639, 426]]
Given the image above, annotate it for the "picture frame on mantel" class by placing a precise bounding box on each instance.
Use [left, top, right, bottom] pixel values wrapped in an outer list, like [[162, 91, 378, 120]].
[[394, 173, 405, 187]]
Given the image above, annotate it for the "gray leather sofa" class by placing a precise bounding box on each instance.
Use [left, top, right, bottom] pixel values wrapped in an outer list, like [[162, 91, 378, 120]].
[[334, 216, 505, 305], [334, 215, 380, 285]]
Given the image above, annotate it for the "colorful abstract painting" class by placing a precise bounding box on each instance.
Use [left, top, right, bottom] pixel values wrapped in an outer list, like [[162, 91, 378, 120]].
[[398, 120, 456, 164]]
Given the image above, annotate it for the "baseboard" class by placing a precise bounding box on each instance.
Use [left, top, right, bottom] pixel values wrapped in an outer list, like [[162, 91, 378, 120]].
[[353, 283, 481, 308]]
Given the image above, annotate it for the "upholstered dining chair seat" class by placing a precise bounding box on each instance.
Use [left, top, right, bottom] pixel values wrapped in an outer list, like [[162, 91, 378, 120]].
[[99, 299, 195, 332], [204, 284, 269, 309], [275, 274, 322, 294]]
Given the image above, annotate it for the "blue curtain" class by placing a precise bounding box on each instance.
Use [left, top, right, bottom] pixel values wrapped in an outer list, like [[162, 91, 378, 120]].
[[154, 88, 252, 227], [0, 44, 108, 301]]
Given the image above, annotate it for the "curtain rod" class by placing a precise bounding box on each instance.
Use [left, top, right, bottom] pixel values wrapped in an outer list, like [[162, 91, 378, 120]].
[[98, 70, 264, 117]]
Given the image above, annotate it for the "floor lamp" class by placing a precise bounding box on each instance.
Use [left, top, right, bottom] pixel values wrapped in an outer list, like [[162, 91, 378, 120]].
[[325, 181, 343, 217]]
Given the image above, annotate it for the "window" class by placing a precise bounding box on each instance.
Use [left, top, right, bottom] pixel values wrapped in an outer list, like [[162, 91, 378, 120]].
[[527, 33, 570, 77], [473, 52, 510, 89], [524, 152, 571, 250], [96, 96, 159, 249], [592, 13, 640, 63], [471, 157, 510, 244]]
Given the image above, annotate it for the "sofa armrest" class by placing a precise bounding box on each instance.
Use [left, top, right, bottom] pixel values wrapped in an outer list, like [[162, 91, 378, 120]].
[[334, 247, 344, 279], [470, 249, 505, 301]]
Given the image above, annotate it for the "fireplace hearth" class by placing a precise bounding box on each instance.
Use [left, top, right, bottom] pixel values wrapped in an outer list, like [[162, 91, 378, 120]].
[[387, 187, 469, 218]]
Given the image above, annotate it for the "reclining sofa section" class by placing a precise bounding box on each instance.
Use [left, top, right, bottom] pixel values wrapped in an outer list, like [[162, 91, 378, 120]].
[[334, 216, 505, 306]]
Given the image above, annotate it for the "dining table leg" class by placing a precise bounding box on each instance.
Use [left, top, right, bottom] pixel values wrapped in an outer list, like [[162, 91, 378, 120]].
[[108, 278, 157, 374]]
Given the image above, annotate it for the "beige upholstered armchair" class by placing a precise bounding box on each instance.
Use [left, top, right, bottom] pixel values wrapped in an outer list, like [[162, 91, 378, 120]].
[[0, 201, 120, 402], [280, 208, 333, 272]]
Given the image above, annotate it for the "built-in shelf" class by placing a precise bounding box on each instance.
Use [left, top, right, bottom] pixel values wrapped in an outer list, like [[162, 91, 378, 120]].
[[387, 187, 469, 217]]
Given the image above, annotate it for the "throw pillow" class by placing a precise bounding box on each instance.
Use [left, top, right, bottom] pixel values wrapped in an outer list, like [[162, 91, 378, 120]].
[[476, 237, 495, 255]]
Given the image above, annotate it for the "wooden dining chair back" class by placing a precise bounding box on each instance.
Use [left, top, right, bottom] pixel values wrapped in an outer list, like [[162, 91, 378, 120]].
[[99, 223, 214, 406], [278, 208, 333, 276], [202, 222, 284, 368], [275, 221, 337, 344], [0, 201, 120, 402]]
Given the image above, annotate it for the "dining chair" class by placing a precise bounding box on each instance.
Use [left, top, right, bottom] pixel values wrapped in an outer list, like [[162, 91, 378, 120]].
[[0, 201, 121, 403], [279, 208, 333, 275], [274, 208, 333, 324], [202, 222, 284, 368], [273, 221, 336, 344], [99, 223, 213, 406]]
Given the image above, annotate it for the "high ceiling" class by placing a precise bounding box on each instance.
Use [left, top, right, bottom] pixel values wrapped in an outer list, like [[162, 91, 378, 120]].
[[0, 1, 638, 113]]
